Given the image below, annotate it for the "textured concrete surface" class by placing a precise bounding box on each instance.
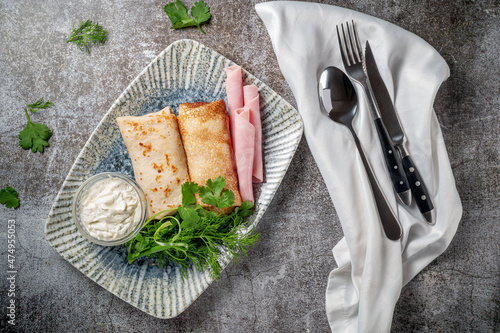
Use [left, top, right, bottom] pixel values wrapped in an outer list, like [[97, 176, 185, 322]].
[[0, 0, 498, 332]]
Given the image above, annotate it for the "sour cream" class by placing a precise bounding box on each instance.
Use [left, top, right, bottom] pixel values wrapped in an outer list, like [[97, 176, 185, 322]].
[[80, 176, 142, 241]]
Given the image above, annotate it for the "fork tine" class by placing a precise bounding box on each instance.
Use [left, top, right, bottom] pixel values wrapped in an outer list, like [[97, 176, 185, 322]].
[[345, 22, 359, 64], [350, 20, 364, 62], [344, 23, 355, 63], [336, 25, 350, 67], [342, 23, 355, 66]]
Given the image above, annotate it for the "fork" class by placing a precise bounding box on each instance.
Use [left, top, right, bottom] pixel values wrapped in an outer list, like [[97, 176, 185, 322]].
[[337, 21, 410, 207], [336, 20, 404, 239]]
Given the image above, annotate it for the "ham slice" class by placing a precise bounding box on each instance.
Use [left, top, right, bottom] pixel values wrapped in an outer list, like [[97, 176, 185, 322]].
[[243, 85, 264, 183], [225, 65, 264, 203], [225, 65, 244, 143], [233, 107, 255, 203]]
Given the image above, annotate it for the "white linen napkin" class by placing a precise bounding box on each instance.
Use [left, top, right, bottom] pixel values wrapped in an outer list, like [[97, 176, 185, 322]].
[[255, 2, 462, 332]]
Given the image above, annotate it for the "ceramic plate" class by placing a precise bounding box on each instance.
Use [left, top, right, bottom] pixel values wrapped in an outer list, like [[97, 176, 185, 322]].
[[45, 39, 303, 318]]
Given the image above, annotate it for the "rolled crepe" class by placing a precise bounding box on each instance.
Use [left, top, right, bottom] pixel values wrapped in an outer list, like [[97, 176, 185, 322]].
[[177, 100, 242, 213], [116, 107, 190, 219]]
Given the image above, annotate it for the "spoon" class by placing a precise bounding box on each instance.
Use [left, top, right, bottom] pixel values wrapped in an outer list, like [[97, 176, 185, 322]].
[[318, 66, 402, 241]]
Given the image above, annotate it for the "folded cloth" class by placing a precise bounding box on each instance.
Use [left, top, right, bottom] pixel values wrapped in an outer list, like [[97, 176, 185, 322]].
[[256, 2, 462, 332]]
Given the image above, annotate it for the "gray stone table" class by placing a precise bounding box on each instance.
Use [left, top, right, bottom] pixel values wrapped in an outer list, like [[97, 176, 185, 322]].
[[0, 0, 498, 332]]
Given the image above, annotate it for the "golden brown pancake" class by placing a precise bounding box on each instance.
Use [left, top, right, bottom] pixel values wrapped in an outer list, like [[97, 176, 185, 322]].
[[177, 100, 242, 213]]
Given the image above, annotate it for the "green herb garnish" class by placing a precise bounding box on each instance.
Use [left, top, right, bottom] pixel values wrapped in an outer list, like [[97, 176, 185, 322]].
[[0, 187, 20, 209], [66, 20, 108, 54], [26, 98, 54, 113], [164, 0, 211, 34], [127, 176, 258, 280], [198, 176, 235, 212], [19, 98, 53, 153]]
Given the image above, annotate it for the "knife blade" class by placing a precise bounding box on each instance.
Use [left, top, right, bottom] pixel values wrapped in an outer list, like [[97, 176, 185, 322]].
[[364, 41, 436, 224]]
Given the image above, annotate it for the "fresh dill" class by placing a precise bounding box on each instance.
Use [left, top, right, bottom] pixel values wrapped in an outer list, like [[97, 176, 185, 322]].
[[25, 98, 54, 113], [66, 20, 108, 54], [127, 176, 258, 280]]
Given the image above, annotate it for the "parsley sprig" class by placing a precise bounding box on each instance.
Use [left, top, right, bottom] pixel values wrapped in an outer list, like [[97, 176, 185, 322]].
[[19, 98, 53, 153], [127, 176, 258, 280], [66, 20, 108, 54], [0, 187, 20, 209], [164, 0, 211, 34]]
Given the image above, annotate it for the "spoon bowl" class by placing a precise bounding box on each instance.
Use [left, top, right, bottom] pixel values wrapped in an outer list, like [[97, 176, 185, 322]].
[[318, 66, 402, 240], [318, 66, 358, 126]]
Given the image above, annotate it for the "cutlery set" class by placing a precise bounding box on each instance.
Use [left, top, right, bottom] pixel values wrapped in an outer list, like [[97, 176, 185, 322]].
[[318, 21, 435, 240]]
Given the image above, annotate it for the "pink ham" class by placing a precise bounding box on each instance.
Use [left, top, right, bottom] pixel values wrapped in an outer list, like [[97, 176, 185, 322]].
[[243, 85, 263, 183], [225, 65, 264, 202], [232, 107, 255, 203], [225, 65, 244, 144]]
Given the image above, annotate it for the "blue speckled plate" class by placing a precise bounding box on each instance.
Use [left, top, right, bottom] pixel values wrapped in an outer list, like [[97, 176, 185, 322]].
[[45, 39, 303, 318]]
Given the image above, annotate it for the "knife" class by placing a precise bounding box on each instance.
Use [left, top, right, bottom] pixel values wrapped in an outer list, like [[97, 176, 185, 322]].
[[357, 60, 412, 206], [363, 41, 436, 225]]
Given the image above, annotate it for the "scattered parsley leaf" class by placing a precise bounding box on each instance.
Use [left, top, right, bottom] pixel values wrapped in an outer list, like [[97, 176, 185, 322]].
[[66, 20, 108, 54], [19, 122, 52, 153], [190, 0, 211, 26], [0, 187, 20, 209], [19, 99, 53, 153], [164, 0, 211, 34], [164, 0, 191, 28]]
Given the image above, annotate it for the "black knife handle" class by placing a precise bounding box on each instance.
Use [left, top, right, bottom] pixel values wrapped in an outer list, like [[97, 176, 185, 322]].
[[402, 155, 434, 214], [374, 118, 410, 194]]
